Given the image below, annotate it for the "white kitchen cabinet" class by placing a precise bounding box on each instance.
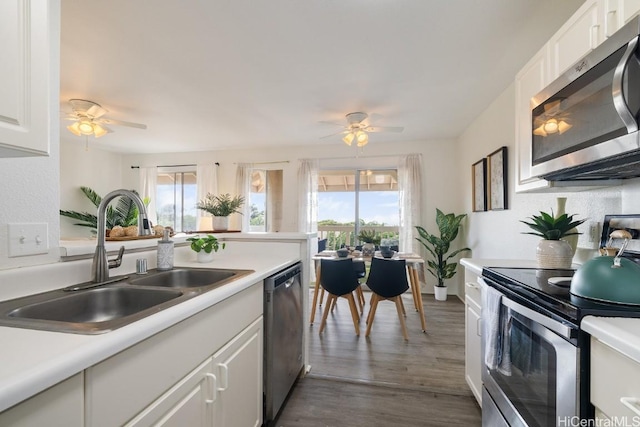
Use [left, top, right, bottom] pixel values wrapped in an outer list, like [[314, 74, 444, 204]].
[[0, 0, 57, 157], [464, 267, 483, 406], [86, 283, 263, 427], [514, 45, 552, 193], [212, 318, 263, 427], [603, 0, 640, 37], [590, 336, 640, 421], [0, 374, 83, 427], [549, 0, 603, 80]]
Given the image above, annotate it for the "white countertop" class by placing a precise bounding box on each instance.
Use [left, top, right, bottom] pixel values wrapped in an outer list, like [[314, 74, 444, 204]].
[[582, 316, 640, 364], [460, 258, 540, 275], [0, 239, 304, 413]]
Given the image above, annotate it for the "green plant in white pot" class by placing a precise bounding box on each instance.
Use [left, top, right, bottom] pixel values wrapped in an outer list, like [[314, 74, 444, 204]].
[[186, 235, 226, 263], [415, 209, 470, 301], [521, 210, 585, 269], [196, 193, 245, 231]]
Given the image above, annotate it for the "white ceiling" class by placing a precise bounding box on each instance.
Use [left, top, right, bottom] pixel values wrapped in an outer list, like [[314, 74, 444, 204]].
[[60, 0, 584, 154]]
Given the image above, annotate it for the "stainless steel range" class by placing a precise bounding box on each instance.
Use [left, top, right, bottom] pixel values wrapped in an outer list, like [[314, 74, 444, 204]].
[[480, 265, 640, 427]]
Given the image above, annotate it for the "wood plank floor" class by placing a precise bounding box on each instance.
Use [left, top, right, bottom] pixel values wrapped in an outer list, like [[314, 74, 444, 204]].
[[273, 290, 482, 426]]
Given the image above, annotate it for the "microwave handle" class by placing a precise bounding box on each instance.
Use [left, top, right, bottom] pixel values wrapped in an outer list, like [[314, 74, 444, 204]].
[[612, 36, 639, 133]]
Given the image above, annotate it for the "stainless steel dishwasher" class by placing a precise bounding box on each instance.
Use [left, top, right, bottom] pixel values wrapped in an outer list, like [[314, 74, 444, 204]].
[[263, 262, 304, 426]]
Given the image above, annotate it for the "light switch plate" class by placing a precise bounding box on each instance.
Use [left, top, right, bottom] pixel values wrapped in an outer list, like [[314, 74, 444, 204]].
[[8, 223, 49, 257]]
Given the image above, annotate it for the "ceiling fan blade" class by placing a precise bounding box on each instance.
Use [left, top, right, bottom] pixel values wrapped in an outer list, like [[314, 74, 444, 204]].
[[99, 117, 147, 129], [320, 130, 349, 139], [86, 104, 108, 119], [365, 126, 404, 133], [318, 120, 346, 127]]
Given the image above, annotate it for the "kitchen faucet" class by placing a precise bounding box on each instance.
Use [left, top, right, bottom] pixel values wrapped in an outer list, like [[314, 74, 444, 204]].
[[92, 189, 151, 283]]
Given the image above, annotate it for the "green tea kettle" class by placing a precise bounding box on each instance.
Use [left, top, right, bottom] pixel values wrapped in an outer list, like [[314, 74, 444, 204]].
[[570, 230, 640, 305]]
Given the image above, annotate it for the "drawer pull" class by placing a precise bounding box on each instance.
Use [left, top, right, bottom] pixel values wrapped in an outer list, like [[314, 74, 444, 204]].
[[217, 363, 229, 392], [620, 397, 640, 415], [466, 282, 478, 289], [205, 373, 217, 404]]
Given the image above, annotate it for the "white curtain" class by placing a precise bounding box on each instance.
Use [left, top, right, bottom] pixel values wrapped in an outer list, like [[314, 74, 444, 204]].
[[235, 163, 251, 231], [196, 163, 218, 230], [139, 167, 158, 226], [297, 159, 318, 234], [398, 154, 422, 253]]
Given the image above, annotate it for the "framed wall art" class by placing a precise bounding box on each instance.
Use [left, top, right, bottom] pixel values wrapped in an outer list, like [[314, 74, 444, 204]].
[[472, 158, 487, 212], [488, 146, 508, 210]]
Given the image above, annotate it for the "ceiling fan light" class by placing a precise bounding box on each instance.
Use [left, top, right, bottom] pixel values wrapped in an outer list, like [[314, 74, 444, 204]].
[[78, 121, 95, 135], [533, 125, 547, 137], [558, 120, 572, 134], [543, 118, 559, 134], [342, 132, 355, 146], [67, 122, 82, 136], [356, 130, 368, 147], [93, 123, 109, 138]]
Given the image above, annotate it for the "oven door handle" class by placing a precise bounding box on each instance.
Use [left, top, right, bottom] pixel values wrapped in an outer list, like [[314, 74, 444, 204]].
[[612, 36, 639, 133], [479, 278, 574, 340]]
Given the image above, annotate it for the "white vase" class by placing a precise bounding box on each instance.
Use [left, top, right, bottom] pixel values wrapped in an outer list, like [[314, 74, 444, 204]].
[[197, 251, 215, 263], [212, 216, 229, 231], [434, 286, 448, 301], [556, 197, 578, 256], [536, 239, 573, 269]]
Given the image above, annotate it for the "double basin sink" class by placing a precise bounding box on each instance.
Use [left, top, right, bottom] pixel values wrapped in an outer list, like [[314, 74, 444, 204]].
[[0, 267, 254, 334]]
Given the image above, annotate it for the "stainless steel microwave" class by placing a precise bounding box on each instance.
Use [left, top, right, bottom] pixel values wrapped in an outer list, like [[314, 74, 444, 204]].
[[530, 16, 640, 182]]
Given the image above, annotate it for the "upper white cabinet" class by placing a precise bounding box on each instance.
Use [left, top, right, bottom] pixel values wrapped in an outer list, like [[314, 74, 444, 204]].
[[0, 0, 57, 157], [514, 46, 552, 192], [549, 0, 604, 80]]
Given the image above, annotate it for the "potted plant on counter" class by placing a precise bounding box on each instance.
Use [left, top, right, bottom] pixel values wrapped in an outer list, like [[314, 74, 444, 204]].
[[196, 193, 245, 231], [186, 234, 226, 263], [521, 210, 586, 269], [415, 209, 470, 301]]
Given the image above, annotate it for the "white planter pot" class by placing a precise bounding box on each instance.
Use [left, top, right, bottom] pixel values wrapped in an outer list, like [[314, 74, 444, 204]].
[[536, 239, 573, 269], [197, 251, 215, 263], [212, 216, 229, 231], [434, 286, 448, 301]]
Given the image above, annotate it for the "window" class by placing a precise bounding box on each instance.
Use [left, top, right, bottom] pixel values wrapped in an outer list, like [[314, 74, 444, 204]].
[[317, 169, 399, 249], [248, 169, 283, 232], [156, 167, 197, 232]]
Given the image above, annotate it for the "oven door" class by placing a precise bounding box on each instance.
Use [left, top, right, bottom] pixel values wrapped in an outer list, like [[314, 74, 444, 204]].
[[481, 281, 579, 427]]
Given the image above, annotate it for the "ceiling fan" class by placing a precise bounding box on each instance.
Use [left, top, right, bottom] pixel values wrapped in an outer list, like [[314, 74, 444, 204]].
[[319, 112, 404, 147], [533, 99, 573, 137], [63, 99, 147, 138]]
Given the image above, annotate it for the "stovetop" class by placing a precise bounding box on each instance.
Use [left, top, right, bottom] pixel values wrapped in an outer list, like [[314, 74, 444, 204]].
[[482, 267, 640, 325]]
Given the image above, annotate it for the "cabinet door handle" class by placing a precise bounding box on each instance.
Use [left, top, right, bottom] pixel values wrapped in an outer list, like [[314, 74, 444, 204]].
[[466, 282, 478, 289], [621, 397, 640, 415], [606, 10, 617, 38], [217, 363, 229, 392], [205, 373, 217, 404], [476, 317, 482, 337], [590, 24, 600, 50]]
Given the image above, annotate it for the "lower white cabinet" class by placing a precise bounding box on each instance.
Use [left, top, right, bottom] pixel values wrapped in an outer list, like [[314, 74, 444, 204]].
[[85, 283, 264, 427], [0, 374, 83, 427], [125, 317, 263, 427], [591, 337, 640, 421], [464, 267, 483, 406]]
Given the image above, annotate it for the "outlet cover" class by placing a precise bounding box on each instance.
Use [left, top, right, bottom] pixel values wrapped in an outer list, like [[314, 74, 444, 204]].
[[8, 223, 49, 257]]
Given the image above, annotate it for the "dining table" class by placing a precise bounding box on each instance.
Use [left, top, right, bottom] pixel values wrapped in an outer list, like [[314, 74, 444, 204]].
[[310, 250, 427, 332]]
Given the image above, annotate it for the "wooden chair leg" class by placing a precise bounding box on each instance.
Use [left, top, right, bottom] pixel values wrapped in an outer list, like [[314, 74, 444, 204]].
[[345, 293, 360, 336], [356, 286, 365, 308], [330, 297, 337, 312], [319, 295, 334, 334], [319, 287, 325, 306], [354, 287, 364, 315], [393, 296, 409, 341], [399, 296, 406, 316], [365, 294, 380, 337]]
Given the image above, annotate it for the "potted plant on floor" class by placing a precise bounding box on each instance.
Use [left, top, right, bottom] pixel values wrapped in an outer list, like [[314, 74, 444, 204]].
[[196, 193, 245, 231], [186, 234, 226, 263], [521, 210, 585, 269], [415, 209, 470, 301], [358, 229, 381, 257]]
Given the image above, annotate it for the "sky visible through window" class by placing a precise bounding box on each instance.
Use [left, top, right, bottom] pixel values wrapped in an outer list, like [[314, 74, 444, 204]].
[[318, 190, 399, 225]]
